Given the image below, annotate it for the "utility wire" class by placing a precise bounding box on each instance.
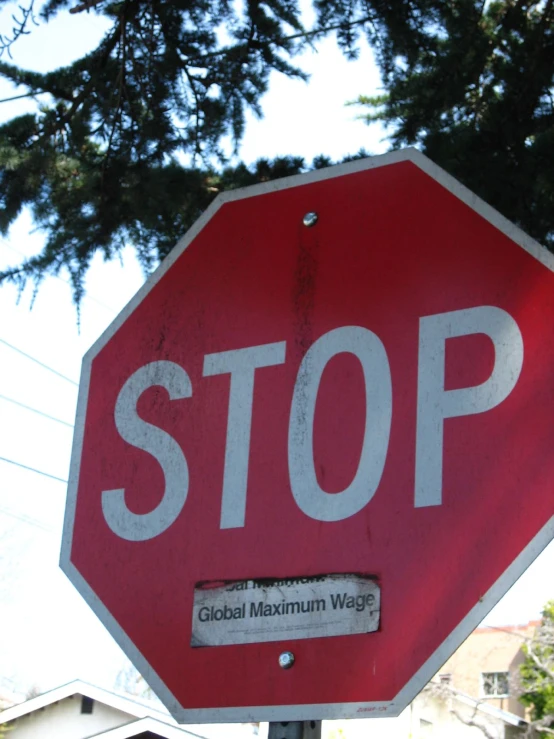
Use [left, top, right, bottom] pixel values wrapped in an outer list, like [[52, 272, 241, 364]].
[[0, 393, 74, 428], [0, 338, 78, 386], [0, 90, 47, 104], [0, 455, 68, 484], [0, 505, 55, 533]]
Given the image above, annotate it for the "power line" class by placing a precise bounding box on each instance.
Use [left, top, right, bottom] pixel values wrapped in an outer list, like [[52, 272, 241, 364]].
[[0, 455, 67, 484], [0, 505, 55, 534], [0, 338, 78, 386], [0, 90, 47, 104], [0, 393, 74, 428]]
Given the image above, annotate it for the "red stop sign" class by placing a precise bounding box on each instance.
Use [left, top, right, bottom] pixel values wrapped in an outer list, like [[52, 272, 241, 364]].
[[62, 150, 554, 722]]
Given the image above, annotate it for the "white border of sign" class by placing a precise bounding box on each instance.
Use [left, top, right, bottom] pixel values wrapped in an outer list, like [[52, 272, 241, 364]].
[[61, 148, 554, 723]]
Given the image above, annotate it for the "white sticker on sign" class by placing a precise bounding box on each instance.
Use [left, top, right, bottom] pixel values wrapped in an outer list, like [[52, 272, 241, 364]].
[[191, 574, 380, 647]]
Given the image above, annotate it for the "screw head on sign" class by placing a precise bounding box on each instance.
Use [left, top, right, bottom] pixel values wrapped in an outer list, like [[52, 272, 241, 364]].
[[303, 211, 318, 227], [279, 651, 295, 669]]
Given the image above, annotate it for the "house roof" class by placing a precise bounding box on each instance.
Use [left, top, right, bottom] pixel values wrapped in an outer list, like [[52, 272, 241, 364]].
[[87, 716, 207, 739], [453, 690, 527, 727], [3, 676, 525, 737], [0, 679, 180, 727], [426, 683, 528, 728], [0, 679, 258, 739], [473, 621, 540, 635], [0, 686, 23, 710]]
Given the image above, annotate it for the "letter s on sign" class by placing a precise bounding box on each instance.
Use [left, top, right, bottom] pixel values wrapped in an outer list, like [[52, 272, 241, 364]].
[[101, 360, 191, 542]]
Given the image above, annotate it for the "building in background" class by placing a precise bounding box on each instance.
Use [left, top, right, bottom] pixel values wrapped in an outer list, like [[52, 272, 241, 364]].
[[0, 681, 259, 739], [0, 678, 531, 739], [325, 687, 529, 739], [325, 620, 539, 739], [439, 621, 539, 718]]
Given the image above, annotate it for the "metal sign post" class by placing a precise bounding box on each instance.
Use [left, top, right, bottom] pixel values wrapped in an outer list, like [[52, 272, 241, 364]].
[[268, 722, 322, 739]]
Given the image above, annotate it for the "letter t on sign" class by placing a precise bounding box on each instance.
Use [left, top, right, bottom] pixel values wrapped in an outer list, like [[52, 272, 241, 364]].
[[203, 342, 286, 529]]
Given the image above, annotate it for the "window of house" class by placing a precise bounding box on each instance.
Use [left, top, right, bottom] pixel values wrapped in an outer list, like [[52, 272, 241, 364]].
[[80, 696, 94, 714], [481, 671, 509, 697]]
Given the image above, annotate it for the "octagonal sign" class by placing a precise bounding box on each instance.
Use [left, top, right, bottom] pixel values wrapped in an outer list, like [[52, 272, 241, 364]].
[[62, 149, 554, 722]]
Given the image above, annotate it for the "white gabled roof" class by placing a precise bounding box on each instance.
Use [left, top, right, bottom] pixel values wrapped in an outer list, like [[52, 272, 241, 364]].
[[0, 679, 178, 727], [0, 680, 258, 739], [0, 686, 23, 710], [87, 716, 206, 739]]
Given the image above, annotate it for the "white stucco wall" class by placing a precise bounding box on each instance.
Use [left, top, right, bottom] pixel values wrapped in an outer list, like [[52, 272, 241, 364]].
[[4, 694, 134, 738]]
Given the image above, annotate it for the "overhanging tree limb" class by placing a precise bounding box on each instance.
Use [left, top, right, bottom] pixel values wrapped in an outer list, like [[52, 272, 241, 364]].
[[2, 0, 554, 307], [0, 0, 378, 305]]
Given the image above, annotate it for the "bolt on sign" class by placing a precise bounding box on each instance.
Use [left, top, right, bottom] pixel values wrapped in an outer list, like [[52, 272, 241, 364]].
[[61, 149, 554, 722]]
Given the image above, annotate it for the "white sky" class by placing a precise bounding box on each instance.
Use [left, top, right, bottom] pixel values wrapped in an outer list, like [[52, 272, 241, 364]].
[[0, 1, 553, 700]]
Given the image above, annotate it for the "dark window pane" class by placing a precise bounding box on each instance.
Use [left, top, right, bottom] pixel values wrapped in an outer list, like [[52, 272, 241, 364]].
[[81, 696, 94, 714]]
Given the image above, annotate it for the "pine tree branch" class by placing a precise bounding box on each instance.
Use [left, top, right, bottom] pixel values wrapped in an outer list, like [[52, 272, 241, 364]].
[[35, 20, 121, 145], [103, 10, 127, 168], [0, 0, 37, 59], [182, 65, 203, 159], [69, 0, 103, 14], [183, 16, 375, 64]]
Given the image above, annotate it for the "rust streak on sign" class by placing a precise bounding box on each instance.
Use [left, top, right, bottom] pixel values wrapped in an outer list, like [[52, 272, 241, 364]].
[[292, 220, 319, 358]]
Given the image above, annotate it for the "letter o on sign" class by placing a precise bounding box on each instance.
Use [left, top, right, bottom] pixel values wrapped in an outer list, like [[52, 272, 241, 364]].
[[288, 326, 393, 522]]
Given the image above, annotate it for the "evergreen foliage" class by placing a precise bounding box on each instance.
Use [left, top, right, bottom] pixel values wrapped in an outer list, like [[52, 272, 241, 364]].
[[0, 0, 377, 302], [1, 0, 554, 302], [0, 0, 327, 300], [352, 0, 554, 251], [519, 601, 554, 737]]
